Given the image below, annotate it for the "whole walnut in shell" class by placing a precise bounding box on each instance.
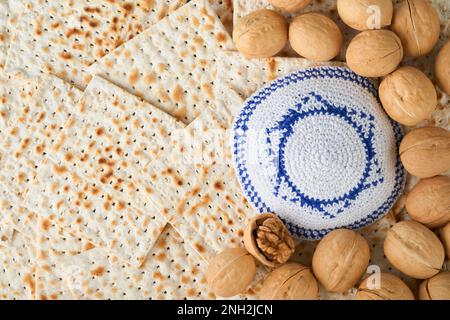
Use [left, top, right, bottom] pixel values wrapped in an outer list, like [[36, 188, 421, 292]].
[[346, 30, 403, 77], [435, 40, 450, 95], [289, 13, 342, 62], [391, 0, 440, 57], [406, 176, 450, 228], [440, 223, 450, 259], [379, 66, 437, 126], [312, 229, 370, 293], [399, 127, 450, 178], [259, 263, 319, 300], [337, 0, 393, 31], [244, 213, 295, 267], [233, 9, 288, 59], [206, 247, 256, 297], [384, 221, 445, 279], [419, 272, 450, 300], [355, 273, 415, 300], [269, 0, 312, 13]]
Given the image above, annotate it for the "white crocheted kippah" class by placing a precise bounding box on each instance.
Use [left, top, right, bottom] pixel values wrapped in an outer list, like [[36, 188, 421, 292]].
[[232, 66, 405, 240]]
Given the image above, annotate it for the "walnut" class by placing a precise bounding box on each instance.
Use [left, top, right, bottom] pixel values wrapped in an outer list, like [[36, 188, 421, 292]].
[[244, 213, 295, 267]]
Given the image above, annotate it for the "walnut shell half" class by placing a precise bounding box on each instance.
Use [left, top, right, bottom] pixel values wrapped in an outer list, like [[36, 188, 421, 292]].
[[244, 213, 295, 267]]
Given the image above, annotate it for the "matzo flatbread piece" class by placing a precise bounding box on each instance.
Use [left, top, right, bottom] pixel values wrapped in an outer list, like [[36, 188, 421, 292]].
[[0, 74, 82, 240], [0, 148, 37, 203], [24, 156, 164, 267], [62, 224, 213, 300], [46, 75, 184, 212], [0, 0, 9, 70], [6, 0, 188, 88], [89, 0, 234, 124], [0, 74, 82, 168], [215, 51, 341, 101], [0, 72, 179, 266], [0, 230, 36, 300], [0, 71, 34, 137], [208, 0, 234, 33], [0, 217, 13, 247], [0, 73, 173, 266], [35, 216, 94, 300]]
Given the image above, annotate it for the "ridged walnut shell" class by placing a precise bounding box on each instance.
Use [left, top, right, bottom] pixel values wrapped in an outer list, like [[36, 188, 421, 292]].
[[435, 40, 450, 95], [391, 0, 440, 57], [233, 9, 288, 59], [399, 127, 450, 178], [440, 223, 450, 259], [289, 13, 342, 62], [346, 29, 403, 77], [312, 229, 370, 293], [419, 272, 450, 300], [269, 0, 312, 13], [355, 273, 414, 300], [406, 176, 450, 228], [379, 66, 437, 126], [243, 213, 295, 267], [259, 263, 319, 300], [384, 221, 445, 279], [206, 247, 256, 297], [337, 0, 393, 31]]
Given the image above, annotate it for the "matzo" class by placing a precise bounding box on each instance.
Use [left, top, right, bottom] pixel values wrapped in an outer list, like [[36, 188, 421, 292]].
[[0, 74, 82, 240], [0, 73, 174, 266], [0, 74, 82, 167], [0, 216, 13, 247], [208, 0, 234, 33], [0, 148, 37, 203], [215, 51, 343, 101], [6, 0, 188, 88], [89, 0, 234, 124], [0, 71, 34, 138], [0, 0, 9, 70], [24, 155, 165, 267], [0, 231, 36, 299], [35, 216, 94, 300], [62, 224, 214, 300], [45, 75, 184, 212]]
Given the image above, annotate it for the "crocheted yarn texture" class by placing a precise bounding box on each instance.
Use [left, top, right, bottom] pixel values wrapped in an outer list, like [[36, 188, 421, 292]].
[[233, 66, 405, 240]]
